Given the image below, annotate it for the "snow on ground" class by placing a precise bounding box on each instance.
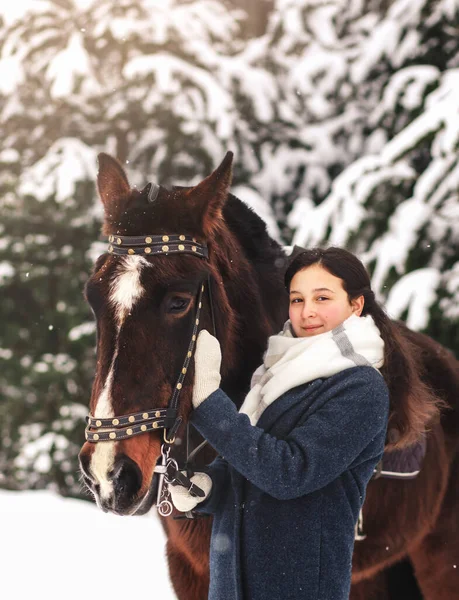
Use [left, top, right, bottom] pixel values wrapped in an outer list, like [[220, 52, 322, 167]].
[[0, 490, 177, 600]]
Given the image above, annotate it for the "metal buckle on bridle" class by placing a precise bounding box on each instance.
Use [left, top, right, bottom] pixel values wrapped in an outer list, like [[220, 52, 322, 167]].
[[85, 230, 215, 517], [164, 429, 176, 444]]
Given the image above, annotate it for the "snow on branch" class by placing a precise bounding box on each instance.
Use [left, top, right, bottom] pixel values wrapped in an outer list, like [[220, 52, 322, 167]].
[[19, 139, 97, 204], [385, 268, 440, 331]]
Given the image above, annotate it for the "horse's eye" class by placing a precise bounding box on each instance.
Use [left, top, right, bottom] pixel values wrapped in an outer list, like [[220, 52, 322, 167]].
[[168, 297, 191, 313]]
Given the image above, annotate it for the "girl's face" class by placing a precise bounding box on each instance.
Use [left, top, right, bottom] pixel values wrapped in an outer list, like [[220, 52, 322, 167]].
[[289, 265, 364, 338]]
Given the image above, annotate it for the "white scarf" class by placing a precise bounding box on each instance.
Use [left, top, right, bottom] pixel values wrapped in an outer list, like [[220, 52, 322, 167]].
[[239, 314, 385, 425]]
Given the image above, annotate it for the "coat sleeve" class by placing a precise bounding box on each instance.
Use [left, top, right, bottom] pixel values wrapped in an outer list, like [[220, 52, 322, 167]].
[[190, 368, 389, 500], [193, 456, 230, 515]]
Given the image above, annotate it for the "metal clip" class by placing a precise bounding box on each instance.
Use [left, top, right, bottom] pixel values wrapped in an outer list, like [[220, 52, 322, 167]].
[[155, 444, 173, 517]]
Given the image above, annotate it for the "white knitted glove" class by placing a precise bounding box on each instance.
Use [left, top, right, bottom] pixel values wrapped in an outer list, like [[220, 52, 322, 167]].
[[169, 472, 213, 512], [192, 330, 222, 409]]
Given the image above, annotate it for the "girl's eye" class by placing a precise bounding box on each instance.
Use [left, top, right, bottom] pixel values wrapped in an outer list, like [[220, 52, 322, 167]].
[[168, 297, 191, 313], [317, 297, 329, 301], [290, 298, 302, 304]]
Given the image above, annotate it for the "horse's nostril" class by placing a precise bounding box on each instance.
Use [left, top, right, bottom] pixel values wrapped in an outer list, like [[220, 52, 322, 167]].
[[112, 454, 143, 508]]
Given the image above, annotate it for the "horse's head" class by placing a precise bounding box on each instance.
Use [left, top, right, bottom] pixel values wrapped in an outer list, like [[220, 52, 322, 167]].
[[78, 151, 266, 515]]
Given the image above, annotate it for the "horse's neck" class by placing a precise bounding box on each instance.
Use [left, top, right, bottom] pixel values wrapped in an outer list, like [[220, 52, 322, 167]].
[[223, 194, 288, 325], [218, 196, 289, 406]]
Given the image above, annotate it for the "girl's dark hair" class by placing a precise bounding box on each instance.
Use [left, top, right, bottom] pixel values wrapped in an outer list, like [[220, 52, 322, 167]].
[[285, 247, 440, 448]]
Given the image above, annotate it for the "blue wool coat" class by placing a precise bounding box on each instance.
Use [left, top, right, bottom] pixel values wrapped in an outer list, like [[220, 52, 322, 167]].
[[190, 366, 389, 600]]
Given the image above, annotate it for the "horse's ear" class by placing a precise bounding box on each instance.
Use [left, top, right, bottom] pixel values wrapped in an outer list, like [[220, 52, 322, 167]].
[[97, 153, 131, 213], [186, 152, 233, 237]]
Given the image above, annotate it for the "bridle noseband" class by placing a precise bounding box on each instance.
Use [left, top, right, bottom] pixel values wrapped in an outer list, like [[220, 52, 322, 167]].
[[85, 232, 214, 517]]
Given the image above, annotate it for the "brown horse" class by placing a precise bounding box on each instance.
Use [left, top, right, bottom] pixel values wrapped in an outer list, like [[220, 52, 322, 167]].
[[79, 152, 459, 599]]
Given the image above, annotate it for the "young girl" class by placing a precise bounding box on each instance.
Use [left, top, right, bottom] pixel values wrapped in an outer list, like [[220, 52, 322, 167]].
[[170, 247, 391, 600]]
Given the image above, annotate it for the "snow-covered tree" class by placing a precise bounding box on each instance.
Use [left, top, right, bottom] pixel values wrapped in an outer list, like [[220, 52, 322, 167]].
[[0, 0, 281, 184], [265, 0, 459, 349], [0, 140, 101, 495]]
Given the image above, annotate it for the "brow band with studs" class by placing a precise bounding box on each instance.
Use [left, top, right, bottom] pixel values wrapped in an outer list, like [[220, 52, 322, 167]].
[[108, 241, 208, 259], [107, 234, 200, 246]]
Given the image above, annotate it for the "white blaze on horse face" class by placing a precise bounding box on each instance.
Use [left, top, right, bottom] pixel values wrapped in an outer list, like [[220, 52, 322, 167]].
[[110, 255, 147, 325], [91, 362, 116, 500], [90, 256, 147, 498]]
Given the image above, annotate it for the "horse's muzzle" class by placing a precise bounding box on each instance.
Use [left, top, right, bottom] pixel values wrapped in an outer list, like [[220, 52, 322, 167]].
[[109, 454, 143, 512], [79, 452, 156, 516]]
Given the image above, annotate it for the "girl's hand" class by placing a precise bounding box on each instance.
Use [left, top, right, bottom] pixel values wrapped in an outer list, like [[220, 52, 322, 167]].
[[169, 472, 213, 512], [192, 330, 222, 409]]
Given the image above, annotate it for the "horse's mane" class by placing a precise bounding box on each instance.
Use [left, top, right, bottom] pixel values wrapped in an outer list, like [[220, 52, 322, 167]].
[[223, 194, 285, 264]]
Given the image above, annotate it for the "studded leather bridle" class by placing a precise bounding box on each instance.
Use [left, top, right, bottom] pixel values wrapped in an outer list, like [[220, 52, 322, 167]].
[[85, 225, 214, 517]]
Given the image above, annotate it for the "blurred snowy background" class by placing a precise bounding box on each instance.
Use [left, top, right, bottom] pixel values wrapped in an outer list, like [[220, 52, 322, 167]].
[[0, 489, 176, 599], [0, 0, 458, 538]]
